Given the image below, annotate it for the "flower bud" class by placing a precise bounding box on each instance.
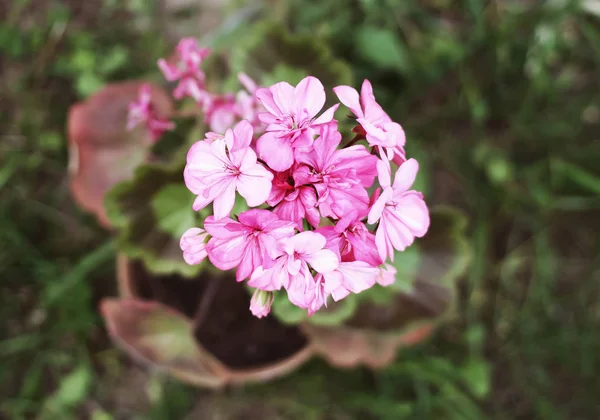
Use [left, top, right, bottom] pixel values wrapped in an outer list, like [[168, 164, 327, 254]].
[[250, 289, 274, 318]]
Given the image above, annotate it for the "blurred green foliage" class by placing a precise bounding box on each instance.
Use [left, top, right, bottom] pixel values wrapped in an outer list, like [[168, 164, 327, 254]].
[[1, 0, 599, 419]]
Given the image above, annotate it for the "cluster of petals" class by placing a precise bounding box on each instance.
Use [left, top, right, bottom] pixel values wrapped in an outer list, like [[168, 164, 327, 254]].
[[126, 84, 175, 142], [177, 69, 430, 318], [158, 37, 210, 102], [136, 40, 265, 143]]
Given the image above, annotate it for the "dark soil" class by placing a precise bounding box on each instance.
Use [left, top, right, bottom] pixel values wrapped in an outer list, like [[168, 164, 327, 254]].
[[129, 261, 308, 369]]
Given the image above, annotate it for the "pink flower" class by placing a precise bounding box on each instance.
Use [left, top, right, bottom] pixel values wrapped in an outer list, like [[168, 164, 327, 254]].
[[295, 124, 377, 219], [267, 166, 320, 228], [321, 261, 380, 302], [250, 289, 274, 318], [204, 210, 295, 282], [368, 159, 430, 261], [204, 93, 237, 133], [317, 210, 382, 266], [248, 231, 339, 294], [235, 73, 265, 132], [158, 38, 210, 102], [184, 120, 273, 220], [376, 263, 397, 286], [255, 76, 339, 171], [179, 227, 209, 265], [333, 79, 406, 163], [127, 84, 174, 141]]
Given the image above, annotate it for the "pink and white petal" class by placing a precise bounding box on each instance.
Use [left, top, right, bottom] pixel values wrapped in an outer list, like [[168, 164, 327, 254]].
[[256, 132, 294, 171], [237, 169, 273, 207], [231, 120, 254, 151], [393, 194, 430, 237], [212, 182, 237, 220], [383, 121, 406, 147], [270, 82, 295, 116], [338, 261, 378, 293], [257, 112, 280, 125], [312, 104, 339, 126], [392, 158, 419, 193], [367, 187, 392, 224], [291, 129, 315, 149], [382, 212, 415, 253], [204, 217, 239, 239], [331, 285, 351, 302], [332, 85, 363, 117], [375, 219, 394, 262], [306, 249, 340, 274], [192, 190, 214, 211], [238, 72, 257, 93], [360, 79, 388, 123], [248, 261, 286, 291], [230, 147, 257, 172], [290, 231, 327, 255], [293, 76, 326, 119], [376, 264, 397, 286], [157, 59, 181, 81], [206, 235, 246, 270], [255, 88, 281, 116], [236, 245, 260, 282], [321, 270, 343, 295], [377, 159, 392, 188]]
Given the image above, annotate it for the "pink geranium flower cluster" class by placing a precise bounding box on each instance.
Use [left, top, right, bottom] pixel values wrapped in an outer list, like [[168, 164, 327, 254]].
[[181, 71, 430, 318], [132, 37, 429, 318], [127, 38, 265, 142]]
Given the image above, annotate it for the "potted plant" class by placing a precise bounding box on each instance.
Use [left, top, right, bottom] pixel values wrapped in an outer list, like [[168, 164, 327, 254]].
[[68, 25, 471, 387]]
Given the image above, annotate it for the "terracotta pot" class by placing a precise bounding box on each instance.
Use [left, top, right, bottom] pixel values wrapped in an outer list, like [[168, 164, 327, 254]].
[[301, 282, 451, 369], [104, 255, 313, 388], [300, 206, 469, 369]]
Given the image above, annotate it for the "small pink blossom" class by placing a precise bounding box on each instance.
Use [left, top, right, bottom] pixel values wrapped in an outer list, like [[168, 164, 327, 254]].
[[368, 159, 430, 261], [250, 289, 274, 318], [317, 210, 382, 266], [267, 167, 320, 229], [204, 210, 295, 282], [334, 79, 406, 163], [127, 84, 174, 142], [255, 76, 339, 171], [204, 93, 237, 134], [248, 231, 339, 295], [321, 261, 380, 302], [179, 227, 209, 265], [235, 73, 265, 132], [376, 263, 397, 286], [295, 124, 377, 219], [184, 120, 273, 220], [158, 38, 210, 102]]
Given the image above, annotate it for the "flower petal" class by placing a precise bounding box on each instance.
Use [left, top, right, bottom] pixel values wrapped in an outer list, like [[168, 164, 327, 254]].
[[257, 132, 294, 171], [333, 85, 363, 118], [293, 76, 326, 119], [392, 158, 419, 193]]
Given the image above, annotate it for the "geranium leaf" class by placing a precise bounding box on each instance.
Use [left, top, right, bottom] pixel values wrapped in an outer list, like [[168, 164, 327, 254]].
[[101, 298, 225, 388], [67, 81, 172, 228], [105, 161, 203, 278]]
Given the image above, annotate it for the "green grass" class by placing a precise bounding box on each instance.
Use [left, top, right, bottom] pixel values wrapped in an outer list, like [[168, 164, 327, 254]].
[[1, 0, 600, 419]]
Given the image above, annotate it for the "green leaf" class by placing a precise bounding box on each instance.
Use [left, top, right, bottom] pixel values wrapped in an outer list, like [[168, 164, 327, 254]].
[[391, 244, 421, 293], [355, 26, 410, 74], [105, 161, 202, 277], [44, 365, 92, 411], [460, 358, 491, 398], [151, 185, 196, 237], [272, 290, 358, 327]]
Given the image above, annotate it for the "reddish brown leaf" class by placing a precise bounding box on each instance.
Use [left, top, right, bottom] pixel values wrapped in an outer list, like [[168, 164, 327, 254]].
[[67, 81, 172, 227]]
